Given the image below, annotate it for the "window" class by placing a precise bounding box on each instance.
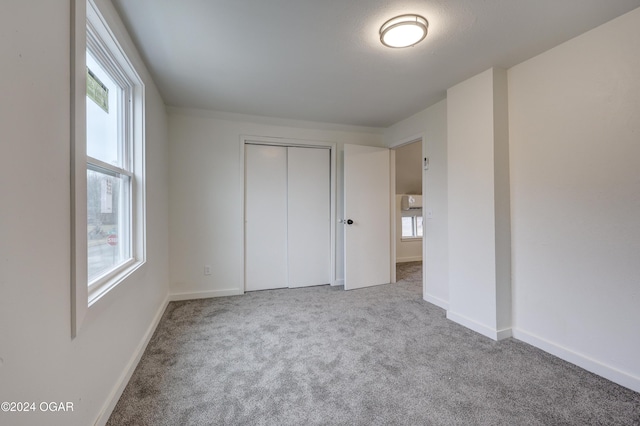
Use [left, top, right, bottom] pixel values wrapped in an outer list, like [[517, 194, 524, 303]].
[[84, 0, 145, 298], [86, 47, 135, 286], [401, 215, 423, 239], [72, 0, 145, 334]]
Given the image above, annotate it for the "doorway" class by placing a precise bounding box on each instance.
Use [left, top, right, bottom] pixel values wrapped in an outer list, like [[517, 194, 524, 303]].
[[391, 139, 423, 291]]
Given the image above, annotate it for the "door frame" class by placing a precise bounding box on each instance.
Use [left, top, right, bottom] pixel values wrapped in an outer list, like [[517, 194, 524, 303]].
[[239, 135, 337, 293], [388, 133, 425, 286]]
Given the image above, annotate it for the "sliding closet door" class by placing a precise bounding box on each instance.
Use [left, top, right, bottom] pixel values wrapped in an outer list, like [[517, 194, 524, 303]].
[[245, 144, 288, 291], [287, 147, 331, 287]]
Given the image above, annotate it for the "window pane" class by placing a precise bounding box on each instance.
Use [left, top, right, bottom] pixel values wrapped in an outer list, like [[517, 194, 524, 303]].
[[86, 51, 121, 167], [402, 217, 414, 237], [87, 167, 131, 281], [416, 216, 423, 237]]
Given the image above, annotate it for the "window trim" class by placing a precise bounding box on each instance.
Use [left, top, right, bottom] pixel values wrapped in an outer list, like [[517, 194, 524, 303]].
[[86, 23, 135, 289], [71, 0, 146, 338], [401, 215, 423, 240]]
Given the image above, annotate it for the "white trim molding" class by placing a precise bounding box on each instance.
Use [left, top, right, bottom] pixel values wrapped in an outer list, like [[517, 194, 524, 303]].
[[424, 293, 449, 311], [447, 310, 513, 341], [166, 106, 385, 135], [71, 0, 146, 337], [389, 133, 423, 149], [94, 294, 170, 426], [170, 289, 244, 301], [70, 0, 88, 339], [513, 328, 640, 393]]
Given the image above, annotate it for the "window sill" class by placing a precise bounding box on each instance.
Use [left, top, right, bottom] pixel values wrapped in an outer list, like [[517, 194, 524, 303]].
[[88, 259, 145, 307], [401, 236, 423, 242]]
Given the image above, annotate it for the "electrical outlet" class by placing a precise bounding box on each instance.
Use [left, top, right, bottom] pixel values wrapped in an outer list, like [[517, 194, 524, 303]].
[[204, 265, 211, 276]]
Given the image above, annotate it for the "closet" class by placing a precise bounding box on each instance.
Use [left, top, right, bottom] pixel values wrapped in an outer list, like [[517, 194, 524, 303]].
[[244, 144, 331, 291]]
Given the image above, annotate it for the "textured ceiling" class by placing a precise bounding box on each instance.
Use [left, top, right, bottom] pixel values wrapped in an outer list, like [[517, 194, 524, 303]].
[[112, 0, 640, 128]]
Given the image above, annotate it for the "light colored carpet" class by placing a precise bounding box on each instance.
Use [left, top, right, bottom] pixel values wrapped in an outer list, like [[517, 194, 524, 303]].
[[108, 264, 639, 425], [396, 261, 423, 285]]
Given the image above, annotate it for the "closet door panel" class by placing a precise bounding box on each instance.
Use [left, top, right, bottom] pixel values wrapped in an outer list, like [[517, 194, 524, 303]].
[[287, 147, 331, 287], [245, 144, 288, 291]]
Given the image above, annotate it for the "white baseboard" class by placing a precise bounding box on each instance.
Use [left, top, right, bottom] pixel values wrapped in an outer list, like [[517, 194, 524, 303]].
[[423, 293, 449, 310], [170, 288, 244, 301], [495, 327, 513, 340], [446, 311, 512, 341], [333, 279, 344, 287], [396, 256, 422, 263], [513, 328, 640, 393], [94, 293, 170, 426]]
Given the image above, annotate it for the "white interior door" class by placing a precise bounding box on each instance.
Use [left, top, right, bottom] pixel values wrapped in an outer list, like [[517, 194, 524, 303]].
[[287, 147, 331, 287], [344, 144, 391, 290], [245, 144, 288, 291]]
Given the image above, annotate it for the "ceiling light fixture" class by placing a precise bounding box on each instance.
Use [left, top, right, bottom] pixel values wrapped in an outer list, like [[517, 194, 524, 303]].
[[379, 14, 428, 48]]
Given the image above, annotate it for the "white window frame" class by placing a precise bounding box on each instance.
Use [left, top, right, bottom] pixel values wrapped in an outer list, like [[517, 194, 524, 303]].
[[401, 215, 423, 240], [71, 0, 146, 337]]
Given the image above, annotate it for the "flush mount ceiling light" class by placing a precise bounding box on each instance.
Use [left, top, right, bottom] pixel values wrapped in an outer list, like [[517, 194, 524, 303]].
[[379, 14, 428, 48]]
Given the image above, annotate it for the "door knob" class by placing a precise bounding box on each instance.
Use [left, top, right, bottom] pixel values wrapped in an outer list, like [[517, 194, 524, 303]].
[[346, 219, 354, 225]]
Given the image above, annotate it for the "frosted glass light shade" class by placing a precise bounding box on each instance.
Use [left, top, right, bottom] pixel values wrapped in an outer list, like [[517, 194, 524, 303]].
[[380, 14, 428, 48]]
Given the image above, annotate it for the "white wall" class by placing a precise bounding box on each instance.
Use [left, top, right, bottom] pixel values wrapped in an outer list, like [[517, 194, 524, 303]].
[[0, 1, 170, 425], [509, 7, 640, 391], [395, 195, 422, 263], [385, 100, 449, 309], [168, 109, 384, 297], [446, 68, 512, 340]]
